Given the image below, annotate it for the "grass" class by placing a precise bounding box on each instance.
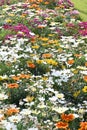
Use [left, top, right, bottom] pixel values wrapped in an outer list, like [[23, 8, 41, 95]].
[[71, 0, 87, 21]]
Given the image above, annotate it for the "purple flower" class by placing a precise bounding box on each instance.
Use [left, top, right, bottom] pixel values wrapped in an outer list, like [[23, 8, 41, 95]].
[[70, 10, 79, 15], [57, 0, 74, 7], [33, 18, 42, 25], [13, 24, 35, 38], [0, 0, 10, 5], [11, 5, 16, 10], [17, 33, 24, 38], [22, 4, 28, 8]]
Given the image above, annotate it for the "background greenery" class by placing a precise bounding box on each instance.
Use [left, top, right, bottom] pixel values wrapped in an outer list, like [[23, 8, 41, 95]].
[[71, 0, 87, 21]]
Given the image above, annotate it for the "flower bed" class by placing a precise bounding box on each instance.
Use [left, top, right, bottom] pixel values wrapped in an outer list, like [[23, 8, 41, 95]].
[[0, 0, 87, 129]]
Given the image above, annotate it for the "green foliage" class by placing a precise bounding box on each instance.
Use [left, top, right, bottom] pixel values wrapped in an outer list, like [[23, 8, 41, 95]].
[[0, 29, 15, 41], [0, 63, 12, 75], [8, 84, 28, 106]]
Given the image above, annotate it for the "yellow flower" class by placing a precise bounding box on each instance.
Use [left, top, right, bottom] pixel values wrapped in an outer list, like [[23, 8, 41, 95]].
[[0, 75, 8, 81], [48, 34, 54, 37], [48, 40, 59, 47], [73, 70, 78, 74], [25, 96, 34, 102], [45, 17, 51, 20], [73, 90, 80, 97], [42, 76, 48, 80], [71, 69, 78, 74], [17, 31, 24, 36], [42, 43, 47, 46], [40, 37, 49, 42], [20, 15, 25, 18], [44, 59, 58, 66], [36, 60, 44, 64], [58, 48, 63, 53], [5, 19, 12, 23], [61, 65, 66, 69], [82, 86, 87, 93], [8, 13, 15, 17], [32, 45, 39, 49]]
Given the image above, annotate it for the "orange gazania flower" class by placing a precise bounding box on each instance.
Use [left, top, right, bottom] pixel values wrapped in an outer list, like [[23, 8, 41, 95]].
[[0, 116, 5, 121], [27, 62, 36, 68], [67, 59, 74, 65], [83, 75, 87, 82], [11, 76, 20, 81], [26, 0, 42, 3], [74, 53, 82, 58], [26, 0, 36, 3], [30, 37, 36, 43], [61, 113, 75, 122], [7, 83, 19, 88], [56, 121, 69, 129], [36, 0, 43, 3], [44, 1, 49, 4], [19, 74, 31, 79], [42, 53, 52, 58], [6, 108, 19, 116], [37, 25, 46, 29], [79, 122, 87, 130], [85, 62, 87, 67], [21, 13, 27, 17], [21, 13, 27, 18], [30, 4, 39, 9]]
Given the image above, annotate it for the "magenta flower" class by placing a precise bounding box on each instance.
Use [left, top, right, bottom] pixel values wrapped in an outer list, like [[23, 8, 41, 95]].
[[3, 24, 12, 30], [79, 22, 87, 28], [79, 29, 87, 36], [79, 22, 87, 36], [13, 24, 35, 38]]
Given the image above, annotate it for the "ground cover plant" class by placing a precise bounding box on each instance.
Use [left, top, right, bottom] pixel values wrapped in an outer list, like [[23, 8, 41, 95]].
[[0, 0, 87, 130]]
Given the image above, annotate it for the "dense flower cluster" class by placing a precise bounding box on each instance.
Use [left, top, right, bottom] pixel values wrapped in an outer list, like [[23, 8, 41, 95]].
[[0, 0, 87, 130]]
